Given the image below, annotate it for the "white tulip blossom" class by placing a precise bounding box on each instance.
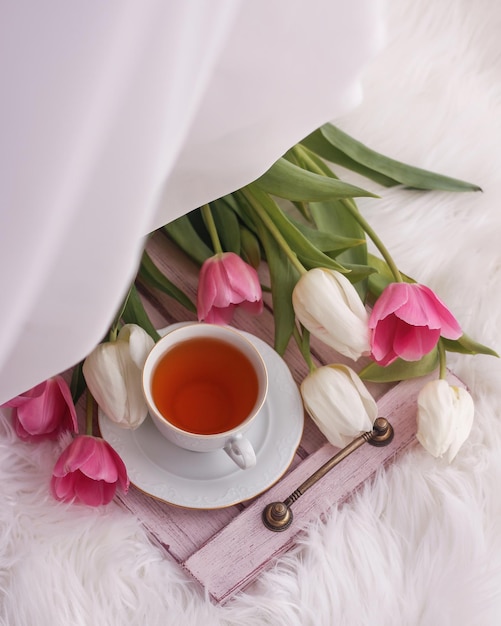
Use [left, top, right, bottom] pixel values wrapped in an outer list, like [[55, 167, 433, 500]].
[[416, 379, 474, 462], [292, 268, 370, 361], [300, 364, 377, 448], [83, 324, 154, 429]]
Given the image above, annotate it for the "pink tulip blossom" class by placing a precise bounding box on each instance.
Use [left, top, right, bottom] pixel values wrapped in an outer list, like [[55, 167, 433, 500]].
[[197, 252, 263, 324], [2, 377, 78, 442], [51, 435, 129, 506], [369, 282, 462, 366]]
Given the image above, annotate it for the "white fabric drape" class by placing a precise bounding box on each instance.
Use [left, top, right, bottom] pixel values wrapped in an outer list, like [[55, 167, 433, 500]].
[[0, 0, 383, 404]]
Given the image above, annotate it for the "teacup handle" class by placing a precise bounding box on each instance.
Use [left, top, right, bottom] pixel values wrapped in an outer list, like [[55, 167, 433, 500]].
[[224, 434, 256, 470]]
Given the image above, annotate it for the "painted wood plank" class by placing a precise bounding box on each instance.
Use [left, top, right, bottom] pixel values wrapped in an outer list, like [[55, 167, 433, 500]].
[[115, 487, 240, 562]]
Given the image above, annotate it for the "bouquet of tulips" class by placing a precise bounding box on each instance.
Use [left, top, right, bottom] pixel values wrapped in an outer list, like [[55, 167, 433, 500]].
[[2, 124, 497, 506]]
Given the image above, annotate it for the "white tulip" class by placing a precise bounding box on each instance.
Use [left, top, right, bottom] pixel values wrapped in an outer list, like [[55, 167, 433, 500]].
[[300, 364, 377, 448], [416, 379, 474, 462], [292, 268, 370, 361], [83, 324, 154, 429]]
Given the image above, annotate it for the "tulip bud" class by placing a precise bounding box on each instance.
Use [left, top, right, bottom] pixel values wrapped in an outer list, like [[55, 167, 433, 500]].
[[300, 364, 377, 448], [369, 282, 462, 366], [292, 268, 370, 361], [2, 377, 78, 442], [51, 435, 129, 506], [416, 379, 474, 462], [82, 324, 154, 429], [197, 252, 263, 324]]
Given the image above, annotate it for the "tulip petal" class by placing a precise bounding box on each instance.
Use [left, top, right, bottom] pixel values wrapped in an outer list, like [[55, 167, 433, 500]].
[[369, 283, 410, 327], [79, 443, 119, 483], [301, 365, 376, 448], [52, 436, 95, 477], [417, 285, 462, 339], [51, 474, 78, 502], [370, 282, 461, 365], [2, 382, 46, 408], [118, 324, 155, 370], [393, 323, 440, 362], [205, 259, 239, 308], [52, 376, 79, 432], [51, 436, 129, 506], [197, 253, 263, 324], [74, 475, 117, 506], [393, 285, 443, 329], [197, 260, 220, 318], [13, 377, 78, 440], [293, 269, 370, 360], [446, 386, 474, 462], [416, 380, 474, 462], [219, 253, 262, 302], [370, 315, 399, 365], [416, 380, 455, 457], [239, 299, 264, 316], [83, 339, 149, 429], [203, 304, 236, 325]]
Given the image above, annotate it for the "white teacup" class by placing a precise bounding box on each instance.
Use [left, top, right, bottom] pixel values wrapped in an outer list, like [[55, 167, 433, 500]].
[[142, 323, 268, 470]]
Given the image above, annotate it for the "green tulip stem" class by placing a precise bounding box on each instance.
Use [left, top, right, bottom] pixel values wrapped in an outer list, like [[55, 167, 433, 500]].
[[438, 339, 447, 380], [241, 188, 307, 276], [86, 389, 95, 436], [109, 286, 133, 341], [292, 144, 403, 283], [293, 325, 316, 373], [201, 204, 223, 255]]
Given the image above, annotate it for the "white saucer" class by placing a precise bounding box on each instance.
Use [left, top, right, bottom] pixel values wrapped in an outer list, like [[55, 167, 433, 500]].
[[98, 325, 304, 509]]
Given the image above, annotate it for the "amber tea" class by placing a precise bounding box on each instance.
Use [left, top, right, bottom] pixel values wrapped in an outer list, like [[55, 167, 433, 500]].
[[151, 336, 259, 435]]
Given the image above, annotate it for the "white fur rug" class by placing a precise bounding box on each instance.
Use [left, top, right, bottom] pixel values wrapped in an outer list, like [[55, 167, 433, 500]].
[[2, 0, 501, 624]]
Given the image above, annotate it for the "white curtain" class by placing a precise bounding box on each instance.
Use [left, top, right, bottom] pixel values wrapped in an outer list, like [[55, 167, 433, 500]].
[[0, 0, 383, 404]]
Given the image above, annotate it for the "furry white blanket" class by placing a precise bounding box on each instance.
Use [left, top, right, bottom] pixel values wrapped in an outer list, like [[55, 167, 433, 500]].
[[2, 0, 501, 624]]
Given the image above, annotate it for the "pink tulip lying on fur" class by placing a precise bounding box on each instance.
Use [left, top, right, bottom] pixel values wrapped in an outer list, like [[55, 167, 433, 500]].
[[369, 282, 462, 366], [197, 252, 263, 324], [51, 435, 129, 506], [2, 377, 78, 442]]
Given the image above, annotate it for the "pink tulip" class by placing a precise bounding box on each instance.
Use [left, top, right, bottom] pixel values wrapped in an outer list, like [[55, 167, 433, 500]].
[[369, 282, 462, 366], [51, 435, 129, 506], [2, 377, 78, 442], [197, 252, 263, 324]]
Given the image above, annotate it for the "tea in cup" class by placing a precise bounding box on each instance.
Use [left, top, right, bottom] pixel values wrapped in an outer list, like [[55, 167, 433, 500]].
[[142, 323, 268, 469]]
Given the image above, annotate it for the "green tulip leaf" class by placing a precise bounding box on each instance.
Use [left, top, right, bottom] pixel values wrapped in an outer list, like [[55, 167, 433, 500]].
[[218, 193, 260, 235], [320, 123, 481, 192], [210, 201, 241, 255], [366, 254, 416, 302], [70, 361, 86, 404], [239, 225, 262, 268], [254, 157, 377, 201], [359, 349, 439, 383], [301, 129, 398, 187], [441, 334, 499, 357], [164, 214, 213, 265], [253, 210, 299, 355], [289, 216, 365, 255], [307, 199, 368, 299], [340, 263, 377, 284], [121, 284, 161, 342], [139, 251, 196, 313], [243, 184, 349, 273]]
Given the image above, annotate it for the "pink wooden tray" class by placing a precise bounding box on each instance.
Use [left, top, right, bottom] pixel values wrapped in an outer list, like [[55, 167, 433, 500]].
[[109, 232, 463, 603]]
